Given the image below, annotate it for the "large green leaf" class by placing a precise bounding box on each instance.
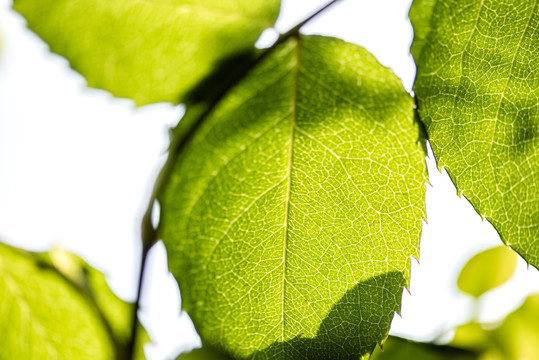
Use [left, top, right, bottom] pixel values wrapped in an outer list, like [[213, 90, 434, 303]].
[[13, 0, 280, 105], [0, 242, 147, 359], [457, 246, 518, 298], [412, 0, 539, 266], [159, 35, 427, 359]]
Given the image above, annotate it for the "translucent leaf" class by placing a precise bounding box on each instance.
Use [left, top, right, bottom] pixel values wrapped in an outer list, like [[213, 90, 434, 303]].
[[0, 242, 148, 359], [12, 0, 280, 105], [457, 246, 518, 298], [411, 1, 539, 266], [159, 35, 427, 359]]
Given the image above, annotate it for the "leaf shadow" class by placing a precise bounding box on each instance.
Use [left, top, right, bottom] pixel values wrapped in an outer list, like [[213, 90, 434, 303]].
[[247, 271, 407, 360], [183, 49, 257, 106]]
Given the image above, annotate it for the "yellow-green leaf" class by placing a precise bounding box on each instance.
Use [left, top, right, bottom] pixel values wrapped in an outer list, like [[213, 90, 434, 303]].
[[408, 0, 436, 60], [176, 346, 234, 360], [452, 293, 539, 360], [411, 0, 539, 266], [370, 336, 478, 360], [457, 246, 518, 298], [0, 242, 148, 359], [13, 0, 280, 105], [159, 35, 427, 359]]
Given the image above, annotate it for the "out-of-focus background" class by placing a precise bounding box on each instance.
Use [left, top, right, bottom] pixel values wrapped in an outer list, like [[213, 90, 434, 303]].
[[1, 0, 538, 359]]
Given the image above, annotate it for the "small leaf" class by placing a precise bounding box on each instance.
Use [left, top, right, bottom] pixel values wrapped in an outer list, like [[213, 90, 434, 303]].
[[0, 242, 148, 359], [452, 293, 539, 359], [457, 246, 518, 298], [411, 0, 539, 267], [370, 336, 478, 360], [159, 35, 427, 359], [13, 0, 280, 105], [176, 345, 234, 360]]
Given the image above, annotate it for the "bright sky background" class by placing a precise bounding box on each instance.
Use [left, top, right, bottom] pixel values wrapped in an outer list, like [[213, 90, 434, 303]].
[[1, 0, 539, 359]]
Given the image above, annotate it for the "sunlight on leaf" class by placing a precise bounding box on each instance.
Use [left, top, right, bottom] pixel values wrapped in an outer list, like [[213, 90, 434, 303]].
[[159, 35, 427, 359], [457, 246, 518, 298], [12, 0, 280, 105], [411, 0, 539, 267], [0, 242, 148, 359]]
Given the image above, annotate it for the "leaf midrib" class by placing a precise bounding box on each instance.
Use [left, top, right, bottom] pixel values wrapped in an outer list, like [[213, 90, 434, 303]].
[[280, 39, 301, 345]]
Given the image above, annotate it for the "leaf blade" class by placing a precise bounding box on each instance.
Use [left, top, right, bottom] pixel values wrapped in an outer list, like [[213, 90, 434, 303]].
[[0, 242, 148, 359], [457, 246, 518, 298], [412, 0, 539, 266], [408, 0, 437, 60], [12, 0, 280, 105], [160, 35, 427, 358]]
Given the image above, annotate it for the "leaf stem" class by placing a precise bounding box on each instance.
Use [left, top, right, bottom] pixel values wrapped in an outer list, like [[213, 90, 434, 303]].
[[125, 242, 150, 360], [127, 1, 343, 358], [281, 0, 342, 37]]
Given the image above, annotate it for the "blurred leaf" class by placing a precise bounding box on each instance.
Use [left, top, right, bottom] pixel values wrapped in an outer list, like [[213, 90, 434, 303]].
[[371, 336, 478, 360], [452, 293, 539, 360], [490, 293, 539, 359], [176, 345, 233, 360], [450, 323, 495, 354], [408, 0, 436, 60], [13, 0, 280, 105], [0, 242, 148, 359], [411, 0, 539, 267], [457, 246, 518, 298], [159, 35, 427, 359]]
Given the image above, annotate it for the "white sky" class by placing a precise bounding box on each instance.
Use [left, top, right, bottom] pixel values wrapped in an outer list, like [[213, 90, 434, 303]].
[[1, 0, 539, 359]]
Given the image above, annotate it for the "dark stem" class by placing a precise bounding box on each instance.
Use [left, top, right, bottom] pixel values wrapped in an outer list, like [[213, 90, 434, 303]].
[[125, 242, 150, 360], [125, 0, 343, 358], [282, 0, 342, 36]]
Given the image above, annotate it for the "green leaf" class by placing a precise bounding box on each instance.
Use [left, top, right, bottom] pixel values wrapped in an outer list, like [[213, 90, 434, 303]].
[[12, 0, 280, 105], [408, 0, 436, 60], [451, 293, 539, 359], [46, 248, 149, 359], [370, 336, 478, 360], [457, 246, 518, 298], [0, 242, 148, 359], [412, 1, 539, 266], [159, 35, 427, 359], [176, 345, 234, 360]]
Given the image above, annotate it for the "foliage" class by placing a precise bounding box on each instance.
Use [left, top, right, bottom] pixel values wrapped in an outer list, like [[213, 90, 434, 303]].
[[0, 242, 148, 359], [1, 0, 537, 359], [12, 0, 279, 105], [457, 245, 518, 299], [451, 292, 539, 360], [411, 0, 539, 267], [158, 35, 426, 359]]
